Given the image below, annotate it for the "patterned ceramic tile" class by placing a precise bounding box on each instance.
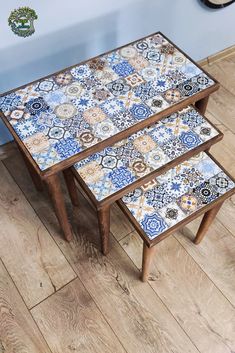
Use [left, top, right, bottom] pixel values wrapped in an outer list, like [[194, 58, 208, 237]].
[[75, 106, 219, 201], [0, 33, 215, 171], [122, 152, 234, 240]]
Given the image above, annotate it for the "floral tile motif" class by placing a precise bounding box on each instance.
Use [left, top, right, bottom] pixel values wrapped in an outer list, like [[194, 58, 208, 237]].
[[122, 152, 235, 240], [75, 106, 219, 201], [0, 33, 216, 171]]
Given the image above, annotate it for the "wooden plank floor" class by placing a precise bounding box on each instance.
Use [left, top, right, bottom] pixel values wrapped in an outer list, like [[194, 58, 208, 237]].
[[0, 55, 235, 353]]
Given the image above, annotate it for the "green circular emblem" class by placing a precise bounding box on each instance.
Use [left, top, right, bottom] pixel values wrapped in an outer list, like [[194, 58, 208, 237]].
[[8, 7, 38, 37]]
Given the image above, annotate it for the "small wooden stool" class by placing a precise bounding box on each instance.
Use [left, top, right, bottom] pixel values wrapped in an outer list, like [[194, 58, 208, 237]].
[[118, 152, 235, 281]]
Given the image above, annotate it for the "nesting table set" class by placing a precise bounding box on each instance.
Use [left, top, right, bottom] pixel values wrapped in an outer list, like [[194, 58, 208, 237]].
[[1, 32, 234, 281]]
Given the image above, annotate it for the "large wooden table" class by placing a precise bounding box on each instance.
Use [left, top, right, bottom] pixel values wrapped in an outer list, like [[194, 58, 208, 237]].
[[0, 32, 219, 241]]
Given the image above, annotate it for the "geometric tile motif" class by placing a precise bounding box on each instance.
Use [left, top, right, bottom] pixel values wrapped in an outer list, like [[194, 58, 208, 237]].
[[0, 33, 215, 171], [141, 213, 168, 239], [75, 106, 219, 201], [208, 172, 234, 195], [122, 153, 235, 240]]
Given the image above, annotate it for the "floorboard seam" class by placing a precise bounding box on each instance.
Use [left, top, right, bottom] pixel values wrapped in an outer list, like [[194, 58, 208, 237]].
[[172, 233, 235, 308], [0, 258, 54, 353]]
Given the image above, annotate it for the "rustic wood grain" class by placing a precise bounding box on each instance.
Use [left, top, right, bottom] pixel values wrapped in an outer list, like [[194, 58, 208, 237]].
[[120, 232, 235, 353], [207, 55, 235, 96], [0, 160, 76, 309], [4, 153, 198, 353], [1, 54, 235, 353], [61, 229, 198, 353], [205, 112, 235, 177], [31, 278, 126, 353], [204, 58, 235, 236], [205, 64, 235, 134], [0, 142, 16, 161], [177, 217, 235, 306], [0, 259, 51, 353], [215, 195, 235, 238], [110, 203, 134, 241]]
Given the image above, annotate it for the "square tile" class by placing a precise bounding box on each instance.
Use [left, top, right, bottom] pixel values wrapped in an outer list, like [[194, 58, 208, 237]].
[[145, 95, 169, 113], [161, 137, 187, 159], [158, 203, 186, 228], [208, 172, 234, 195], [112, 60, 135, 77]]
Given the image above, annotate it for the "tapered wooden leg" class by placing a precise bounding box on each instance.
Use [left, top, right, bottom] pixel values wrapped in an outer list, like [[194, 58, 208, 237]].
[[45, 173, 73, 242], [142, 243, 157, 282], [194, 202, 223, 245], [63, 168, 79, 207], [19, 149, 43, 192], [195, 96, 209, 115], [97, 205, 110, 255]]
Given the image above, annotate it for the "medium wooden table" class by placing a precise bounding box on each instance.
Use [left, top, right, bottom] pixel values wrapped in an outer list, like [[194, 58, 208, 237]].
[[0, 32, 219, 241]]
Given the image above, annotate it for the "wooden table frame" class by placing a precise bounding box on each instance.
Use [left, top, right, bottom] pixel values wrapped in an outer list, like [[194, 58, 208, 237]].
[[0, 32, 219, 242], [69, 106, 222, 253], [118, 152, 235, 281]]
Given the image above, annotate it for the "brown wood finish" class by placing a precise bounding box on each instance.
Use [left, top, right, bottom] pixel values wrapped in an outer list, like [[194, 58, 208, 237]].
[[177, 216, 235, 306], [63, 168, 79, 207], [141, 201, 225, 281], [118, 186, 235, 248], [0, 82, 219, 180], [0, 259, 52, 353], [0, 31, 220, 180], [70, 114, 223, 253], [142, 243, 157, 282], [0, 141, 16, 160], [97, 205, 111, 255], [72, 123, 223, 209], [194, 201, 223, 244], [19, 146, 44, 192], [120, 231, 235, 353], [117, 151, 235, 247], [0, 31, 220, 242], [45, 173, 73, 242], [195, 96, 209, 115], [0, 53, 234, 353], [31, 278, 126, 353], [0, 161, 76, 309]]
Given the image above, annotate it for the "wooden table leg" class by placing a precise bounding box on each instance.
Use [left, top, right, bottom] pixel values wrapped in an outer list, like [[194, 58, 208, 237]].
[[142, 243, 157, 282], [63, 168, 79, 207], [97, 205, 110, 255], [45, 173, 73, 242], [19, 149, 43, 192], [194, 202, 223, 245], [195, 96, 209, 115]]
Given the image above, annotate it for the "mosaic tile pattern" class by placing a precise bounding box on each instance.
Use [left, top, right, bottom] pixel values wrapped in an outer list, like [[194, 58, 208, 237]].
[[0, 33, 215, 171], [74, 106, 219, 201], [122, 152, 235, 240]]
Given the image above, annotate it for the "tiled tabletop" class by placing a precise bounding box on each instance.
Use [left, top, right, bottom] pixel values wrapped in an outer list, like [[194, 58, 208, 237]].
[[121, 152, 235, 241], [0, 32, 216, 174], [75, 106, 220, 202]]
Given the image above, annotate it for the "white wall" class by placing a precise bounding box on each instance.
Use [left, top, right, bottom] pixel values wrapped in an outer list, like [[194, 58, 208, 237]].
[[1, 0, 235, 144]]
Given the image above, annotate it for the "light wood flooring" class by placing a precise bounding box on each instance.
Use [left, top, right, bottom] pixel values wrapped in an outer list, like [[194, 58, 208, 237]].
[[0, 55, 235, 353]]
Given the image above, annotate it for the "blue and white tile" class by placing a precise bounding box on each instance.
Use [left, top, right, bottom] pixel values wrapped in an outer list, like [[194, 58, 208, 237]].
[[158, 203, 186, 228], [130, 103, 153, 120], [208, 172, 234, 195], [112, 60, 135, 78], [196, 158, 221, 180], [141, 212, 168, 239], [71, 64, 92, 79], [92, 118, 119, 139], [54, 137, 81, 158]]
